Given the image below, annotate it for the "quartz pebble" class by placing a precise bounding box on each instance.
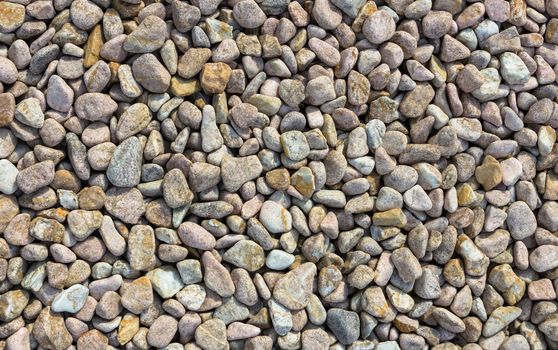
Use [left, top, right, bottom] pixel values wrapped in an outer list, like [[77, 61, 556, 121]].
[[0, 0, 556, 348]]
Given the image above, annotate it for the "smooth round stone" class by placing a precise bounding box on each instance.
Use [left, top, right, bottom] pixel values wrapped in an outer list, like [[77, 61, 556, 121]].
[[0, 159, 19, 195], [0, 56, 18, 84], [266, 250, 295, 270], [259, 200, 292, 234]]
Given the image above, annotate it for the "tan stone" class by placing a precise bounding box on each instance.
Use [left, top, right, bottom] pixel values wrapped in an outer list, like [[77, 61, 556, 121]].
[[118, 314, 140, 345], [372, 208, 407, 227], [351, 1, 377, 32], [200, 63, 232, 94], [120, 276, 154, 314], [170, 76, 201, 97], [0, 2, 25, 33], [0, 194, 18, 232], [32, 307, 73, 350], [291, 166, 315, 198], [457, 183, 477, 207], [265, 168, 290, 190], [475, 155, 502, 190], [83, 25, 104, 68]]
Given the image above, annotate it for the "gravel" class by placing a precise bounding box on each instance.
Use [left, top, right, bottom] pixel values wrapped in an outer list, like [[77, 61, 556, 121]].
[[0, 0, 557, 349]]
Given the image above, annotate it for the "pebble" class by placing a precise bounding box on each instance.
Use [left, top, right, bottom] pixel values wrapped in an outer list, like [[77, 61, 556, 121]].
[[506, 201, 537, 240], [0, 56, 18, 84], [195, 318, 228, 350], [327, 308, 360, 345], [223, 240, 265, 272], [124, 16, 167, 53], [266, 250, 295, 270], [15, 98, 44, 128], [273, 262, 316, 310], [146, 266, 184, 299], [16, 160, 55, 194], [0, 2, 25, 33], [363, 10, 396, 44], [74, 93, 118, 121], [0, 160, 19, 195], [106, 137, 143, 187], [233, 0, 267, 28], [51, 284, 89, 313]]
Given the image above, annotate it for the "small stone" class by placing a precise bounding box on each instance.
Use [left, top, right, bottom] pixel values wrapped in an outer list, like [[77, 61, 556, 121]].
[[373, 208, 407, 227], [269, 299, 293, 336], [403, 185, 432, 211], [115, 104, 151, 141], [483, 306, 521, 337], [0, 56, 17, 85], [132, 53, 171, 93], [32, 307, 73, 350], [70, 0, 103, 31], [15, 98, 44, 128], [202, 251, 235, 298], [51, 284, 89, 313], [124, 15, 167, 53], [195, 318, 228, 350], [128, 225, 156, 271], [0, 290, 28, 322], [0, 93, 15, 127], [16, 161, 55, 194], [280, 131, 310, 161], [432, 307, 466, 333], [475, 155, 502, 190], [400, 83, 435, 118], [326, 308, 360, 345], [147, 315, 178, 348], [200, 63, 232, 94], [106, 137, 143, 187], [529, 245, 558, 272], [120, 277, 153, 314], [306, 76, 336, 105], [259, 200, 292, 234], [146, 265, 185, 299], [363, 10, 395, 44], [500, 52, 530, 84], [105, 187, 145, 224], [221, 156, 263, 192], [0, 160, 19, 195], [233, 0, 267, 28], [506, 201, 536, 240], [0, 2, 25, 33], [266, 250, 295, 270], [163, 168, 193, 208], [273, 262, 316, 310], [178, 222, 216, 250], [74, 93, 118, 121], [223, 240, 265, 271], [177, 48, 212, 79]]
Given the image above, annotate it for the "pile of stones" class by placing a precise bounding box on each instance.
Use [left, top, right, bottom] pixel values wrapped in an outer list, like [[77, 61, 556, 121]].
[[0, 0, 558, 349]]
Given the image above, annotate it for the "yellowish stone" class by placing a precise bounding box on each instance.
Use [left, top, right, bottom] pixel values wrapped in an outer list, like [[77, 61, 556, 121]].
[[118, 314, 140, 345], [200, 62, 232, 94], [351, 1, 377, 32], [475, 155, 502, 191], [83, 25, 104, 68], [291, 166, 316, 198], [457, 183, 476, 207], [265, 168, 290, 190], [372, 208, 407, 228], [0, 2, 25, 33], [170, 76, 201, 97]]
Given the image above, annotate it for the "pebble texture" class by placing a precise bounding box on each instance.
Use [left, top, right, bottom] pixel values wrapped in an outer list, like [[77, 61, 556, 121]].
[[0, 0, 556, 349]]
